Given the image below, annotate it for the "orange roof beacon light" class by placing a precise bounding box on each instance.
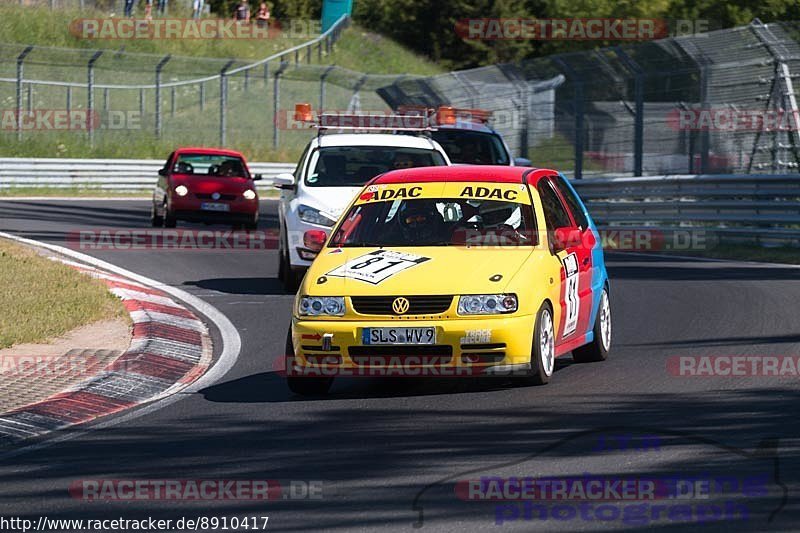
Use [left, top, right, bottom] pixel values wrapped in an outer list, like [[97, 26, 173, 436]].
[[294, 103, 313, 122], [437, 106, 457, 126]]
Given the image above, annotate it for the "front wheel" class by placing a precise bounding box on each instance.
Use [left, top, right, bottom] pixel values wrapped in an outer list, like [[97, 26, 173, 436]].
[[163, 204, 177, 228], [572, 288, 611, 363], [150, 202, 163, 227], [519, 302, 555, 386]]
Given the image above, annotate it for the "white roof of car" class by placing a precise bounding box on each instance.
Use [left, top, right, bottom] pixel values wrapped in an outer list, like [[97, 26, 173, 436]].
[[311, 133, 442, 151]]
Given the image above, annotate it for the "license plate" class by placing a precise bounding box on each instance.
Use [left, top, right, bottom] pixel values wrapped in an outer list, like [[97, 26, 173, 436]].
[[200, 202, 230, 212], [362, 327, 436, 345]]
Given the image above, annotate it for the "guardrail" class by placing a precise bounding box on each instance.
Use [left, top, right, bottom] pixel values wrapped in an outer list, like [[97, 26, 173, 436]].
[[571, 174, 800, 247], [0, 157, 294, 191], [1, 162, 797, 246]]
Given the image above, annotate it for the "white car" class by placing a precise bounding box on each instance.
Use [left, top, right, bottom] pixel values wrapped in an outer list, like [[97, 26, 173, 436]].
[[274, 133, 451, 291]]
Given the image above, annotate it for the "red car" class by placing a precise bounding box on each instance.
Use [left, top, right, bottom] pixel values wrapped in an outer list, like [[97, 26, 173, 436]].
[[151, 147, 261, 230]]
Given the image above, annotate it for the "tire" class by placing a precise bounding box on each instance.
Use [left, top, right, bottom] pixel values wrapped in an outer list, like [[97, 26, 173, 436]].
[[150, 202, 163, 227], [573, 287, 611, 363], [284, 327, 333, 396], [278, 229, 302, 293], [517, 302, 555, 386], [244, 217, 258, 231], [163, 205, 177, 228], [530, 302, 556, 384]]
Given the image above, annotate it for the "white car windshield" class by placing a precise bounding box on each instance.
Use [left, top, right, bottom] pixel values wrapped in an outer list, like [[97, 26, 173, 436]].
[[306, 146, 446, 187]]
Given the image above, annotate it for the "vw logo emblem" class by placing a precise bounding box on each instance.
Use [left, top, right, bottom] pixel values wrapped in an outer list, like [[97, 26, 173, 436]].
[[392, 297, 410, 315], [211, 192, 221, 200]]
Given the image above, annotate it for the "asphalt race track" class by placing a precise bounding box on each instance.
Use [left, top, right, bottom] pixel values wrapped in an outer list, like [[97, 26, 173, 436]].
[[1, 198, 799, 532]]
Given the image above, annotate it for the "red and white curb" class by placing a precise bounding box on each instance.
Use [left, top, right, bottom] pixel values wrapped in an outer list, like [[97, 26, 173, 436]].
[[0, 233, 240, 452]]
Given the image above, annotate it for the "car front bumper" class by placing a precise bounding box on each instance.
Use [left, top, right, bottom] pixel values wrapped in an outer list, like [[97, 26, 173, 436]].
[[289, 314, 536, 377]]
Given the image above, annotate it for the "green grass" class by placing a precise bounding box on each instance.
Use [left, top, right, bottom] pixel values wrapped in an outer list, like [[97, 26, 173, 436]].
[[0, 239, 127, 349], [0, 4, 444, 162], [326, 28, 444, 76], [0, 5, 310, 60]]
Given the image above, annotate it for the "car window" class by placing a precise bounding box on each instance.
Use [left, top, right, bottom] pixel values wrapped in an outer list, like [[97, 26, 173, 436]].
[[172, 154, 249, 178], [430, 130, 510, 165], [551, 175, 589, 230], [305, 146, 446, 187], [330, 197, 536, 247], [537, 179, 573, 232], [294, 144, 310, 181]]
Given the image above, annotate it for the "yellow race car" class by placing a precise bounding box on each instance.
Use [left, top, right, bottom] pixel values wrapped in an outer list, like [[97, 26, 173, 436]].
[[285, 165, 611, 395]]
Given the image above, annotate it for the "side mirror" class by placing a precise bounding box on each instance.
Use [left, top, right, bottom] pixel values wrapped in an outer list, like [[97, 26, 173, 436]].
[[303, 230, 328, 253], [273, 173, 295, 190], [514, 157, 532, 167], [552, 226, 582, 252], [158, 168, 167, 177], [252, 174, 263, 181]]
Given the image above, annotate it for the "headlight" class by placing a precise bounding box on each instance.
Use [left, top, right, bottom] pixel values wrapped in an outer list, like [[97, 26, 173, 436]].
[[299, 296, 345, 316], [458, 294, 518, 315], [298, 204, 336, 227], [174, 185, 189, 197], [243, 189, 256, 200]]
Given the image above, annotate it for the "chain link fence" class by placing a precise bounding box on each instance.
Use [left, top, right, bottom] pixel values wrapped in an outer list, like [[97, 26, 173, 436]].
[[378, 20, 800, 177], [2, 17, 799, 175], [0, 14, 357, 159]]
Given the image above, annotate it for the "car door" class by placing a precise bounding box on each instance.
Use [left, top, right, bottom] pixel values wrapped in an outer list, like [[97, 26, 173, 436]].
[[536, 178, 594, 342], [548, 175, 597, 339]]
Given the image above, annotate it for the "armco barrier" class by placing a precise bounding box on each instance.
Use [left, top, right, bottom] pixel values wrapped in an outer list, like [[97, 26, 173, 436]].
[[571, 173, 800, 247], [0, 158, 295, 192], [0, 161, 797, 246]]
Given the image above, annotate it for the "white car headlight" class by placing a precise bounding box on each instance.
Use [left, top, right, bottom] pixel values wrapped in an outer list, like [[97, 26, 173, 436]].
[[458, 294, 518, 315], [174, 185, 189, 197], [299, 296, 345, 316], [243, 189, 256, 200], [298, 204, 336, 227]]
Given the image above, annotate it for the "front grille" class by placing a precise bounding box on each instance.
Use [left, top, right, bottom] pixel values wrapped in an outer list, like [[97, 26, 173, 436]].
[[349, 345, 453, 365], [351, 295, 453, 315], [196, 193, 237, 201]]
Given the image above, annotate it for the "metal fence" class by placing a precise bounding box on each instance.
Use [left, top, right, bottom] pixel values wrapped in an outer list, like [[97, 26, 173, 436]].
[[572, 174, 800, 246], [3, 18, 800, 177], [379, 20, 800, 178], [1, 156, 796, 246], [0, 14, 353, 154], [0, 157, 293, 190]]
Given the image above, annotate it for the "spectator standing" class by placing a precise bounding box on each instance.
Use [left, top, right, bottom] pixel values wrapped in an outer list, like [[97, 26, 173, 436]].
[[124, 0, 134, 17], [233, 0, 250, 22], [192, 0, 204, 19], [156, 0, 167, 15], [255, 2, 270, 28]]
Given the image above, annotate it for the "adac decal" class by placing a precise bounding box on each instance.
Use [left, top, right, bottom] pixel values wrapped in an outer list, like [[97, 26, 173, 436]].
[[459, 186, 518, 201], [359, 186, 423, 202]]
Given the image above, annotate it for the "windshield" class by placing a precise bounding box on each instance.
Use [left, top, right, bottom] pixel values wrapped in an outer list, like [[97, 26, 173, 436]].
[[430, 130, 510, 165], [331, 197, 536, 247], [305, 146, 446, 187], [173, 154, 249, 178]]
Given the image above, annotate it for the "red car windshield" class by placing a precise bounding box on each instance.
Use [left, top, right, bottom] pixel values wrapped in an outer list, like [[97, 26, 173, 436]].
[[173, 154, 249, 178]]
